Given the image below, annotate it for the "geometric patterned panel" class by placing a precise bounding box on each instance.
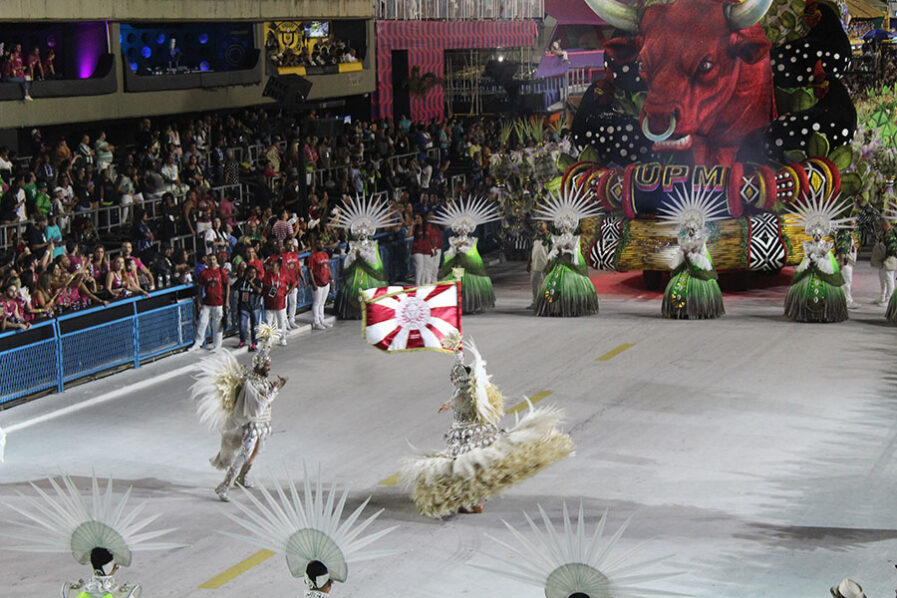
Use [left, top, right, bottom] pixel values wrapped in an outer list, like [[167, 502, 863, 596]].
[[61, 319, 135, 382], [588, 215, 624, 271], [747, 212, 787, 271]]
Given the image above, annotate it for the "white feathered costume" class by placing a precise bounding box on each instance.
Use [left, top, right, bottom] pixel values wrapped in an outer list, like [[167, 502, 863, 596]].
[[191, 324, 283, 500], [399, 340, 574, 518]]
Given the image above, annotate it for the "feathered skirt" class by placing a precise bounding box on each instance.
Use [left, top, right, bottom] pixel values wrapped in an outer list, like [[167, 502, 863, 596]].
[[784, 257, 847, 323], [336, 258, 388, 320], [535, 254, 598, 317], [398, 406, 574, 518], [662, 261, 724, 320], [440, 248, 495, 314]]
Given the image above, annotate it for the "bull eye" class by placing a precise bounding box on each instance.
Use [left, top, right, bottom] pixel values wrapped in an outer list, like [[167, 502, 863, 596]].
[[698, 59, 714, 74]]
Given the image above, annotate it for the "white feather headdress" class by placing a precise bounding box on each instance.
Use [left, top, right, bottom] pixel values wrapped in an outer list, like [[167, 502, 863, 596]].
[[252, 323, 279, 370], [474, 502, 683, 598], [221, 465, 398, 585], [790, 187, 853, 236], [4, 475, 181, 568], [330, 193, 399, 238], [534, 185, 601, 232], [657, 184, 728, 233], [431, 195, 501, 235]]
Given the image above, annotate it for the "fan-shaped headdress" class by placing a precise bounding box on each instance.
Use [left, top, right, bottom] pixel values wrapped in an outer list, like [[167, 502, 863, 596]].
[[221, 465, 398, 589], [330, 193, 399, 239], [657, 185, 728, 234], [474, 502, 682, 598], [4, 475, 180, 570], [534, 185, 602, 232], [791, 187, 853, 237], [252, 323, 278, 370], [431, 195, 501, 236]]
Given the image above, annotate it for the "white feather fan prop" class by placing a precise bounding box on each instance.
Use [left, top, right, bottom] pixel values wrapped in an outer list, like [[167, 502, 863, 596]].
[[221, 465, 399, 583], [431, 195, 501, 235], [4, 475, 181, 568]]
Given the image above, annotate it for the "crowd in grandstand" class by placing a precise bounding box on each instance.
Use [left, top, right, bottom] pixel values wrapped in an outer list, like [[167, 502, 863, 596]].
[[265, 33, 361, 68], [0, 106, 560, 332]]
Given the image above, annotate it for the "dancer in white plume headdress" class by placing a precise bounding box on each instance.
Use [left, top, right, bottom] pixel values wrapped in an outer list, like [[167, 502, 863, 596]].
[[784, 187, 852, 323], [431, 195, 501, 313], [474, 502, 682, 598], [221, 466, 398, 597], [330, 193, 399, 320], [4, 474, 181, 598], [191, 323, 289, 502], [533, 184, 601, 317], [399, 334, 574, 518], [657, 184, 728, 319]]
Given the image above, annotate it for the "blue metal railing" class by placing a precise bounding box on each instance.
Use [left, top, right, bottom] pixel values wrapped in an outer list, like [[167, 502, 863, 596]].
[[0, 221, 502, 405]]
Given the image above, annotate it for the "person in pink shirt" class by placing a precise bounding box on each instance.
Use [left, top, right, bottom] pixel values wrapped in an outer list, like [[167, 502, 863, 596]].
[[6, 43, 33, 101], [26, 47, 44, 81]]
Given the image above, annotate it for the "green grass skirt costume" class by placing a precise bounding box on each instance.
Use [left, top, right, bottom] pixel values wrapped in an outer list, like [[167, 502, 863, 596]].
[[439, 239, 495, 314], [662, 254, 725, 320], [535, 247, 598, 317], [784, 253, 847, 323], [336, 246, 388, 320]]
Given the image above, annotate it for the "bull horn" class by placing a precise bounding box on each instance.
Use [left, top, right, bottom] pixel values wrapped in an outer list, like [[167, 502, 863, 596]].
[[724, 0, 774, 30], [582, 0, 639, 32], [641, 115, 677, 142]]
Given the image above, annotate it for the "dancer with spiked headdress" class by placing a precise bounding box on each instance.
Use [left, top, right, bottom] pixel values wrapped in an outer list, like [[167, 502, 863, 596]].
[[658, 185, 728, 319], [784, 188, 853, 323], [330, 193, 399, 320], [191, 324, 288, 502], [4, 474, 181, 597], [533, 185, 602, 317], [883, 202, 897, 322], [399, 334, 574, 518], [475, 501, 681, 598], [221, 466, 398, 597], [431, 195, 501, 313]]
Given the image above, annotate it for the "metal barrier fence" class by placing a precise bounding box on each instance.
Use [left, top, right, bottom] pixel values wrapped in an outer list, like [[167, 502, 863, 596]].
[[0, 221, 501, 405]]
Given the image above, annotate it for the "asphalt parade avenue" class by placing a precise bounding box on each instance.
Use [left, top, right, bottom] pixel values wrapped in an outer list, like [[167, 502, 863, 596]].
[[1, 262, 895, 597]]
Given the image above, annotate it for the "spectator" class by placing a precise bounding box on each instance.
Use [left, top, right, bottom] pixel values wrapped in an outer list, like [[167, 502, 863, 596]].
[[121, 241, 155, 291], [133, 208, 155, 260], [43, 48, 57, 79], [281, 237, 306, 328], [94, 131, 115, 172], [105, 256, 133, 299], [235, 264, 264, 350], [151, 242, 174, 287], [32, 180, 52, 219], [27, 47, 44, 81], [24, 216, 51, 260], [1, 279, 31, 330], [204, 216, 230, 257], [32, 271, 60, 318], [307, 234, 332, 330], [411, 212, 435, 286], [189, 252, 228, 351], [46, 215, 65, 259], [5, 43, 33, 101], [260, 257, 287, 345], [87, 244, 109, 293], [124, 258, 151, 297], [75, 135, 95, 168]]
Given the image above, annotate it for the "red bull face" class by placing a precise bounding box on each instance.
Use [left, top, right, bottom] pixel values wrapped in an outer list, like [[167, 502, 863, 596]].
[[593, 0, 776, 166], [637, 0, 774, 165]]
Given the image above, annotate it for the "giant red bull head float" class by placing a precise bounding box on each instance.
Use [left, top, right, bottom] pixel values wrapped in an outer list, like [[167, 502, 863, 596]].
[[565, 0, 858, 279]]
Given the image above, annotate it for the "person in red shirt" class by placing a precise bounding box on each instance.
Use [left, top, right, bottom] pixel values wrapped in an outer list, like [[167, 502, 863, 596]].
[[426, 218, 443, 284], [307, 235, 332, 330], [412, 211, 442, 285], [262, 258, 289, 345], [7, 43, 33, 101], [190, 253, 229, 350], [281, 238, 307, 328]]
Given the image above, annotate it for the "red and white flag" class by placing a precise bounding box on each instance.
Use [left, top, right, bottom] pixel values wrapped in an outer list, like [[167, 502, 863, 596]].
[[361, 282, 462, 353]]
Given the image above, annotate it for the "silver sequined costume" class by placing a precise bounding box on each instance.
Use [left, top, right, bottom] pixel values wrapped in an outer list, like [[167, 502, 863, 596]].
[[444, 362, 500, 457], [62, 575, 140, 598], [213, 371, 280, 494]]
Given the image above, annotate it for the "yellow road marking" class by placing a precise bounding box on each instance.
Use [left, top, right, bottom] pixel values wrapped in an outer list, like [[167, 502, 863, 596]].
[[199, 549, 275, 589], [596, 343, 634, 362], [507, 389, 555, 414], [379, 473, 399, 486], [378, 390, 555, 485]]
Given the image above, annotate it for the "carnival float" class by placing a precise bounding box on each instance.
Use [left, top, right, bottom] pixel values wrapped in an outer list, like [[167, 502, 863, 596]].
[[560, 0, 860, 287]]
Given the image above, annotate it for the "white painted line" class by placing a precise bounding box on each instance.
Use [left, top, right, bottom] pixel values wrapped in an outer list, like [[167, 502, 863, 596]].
[[5, 318, 328, 435]]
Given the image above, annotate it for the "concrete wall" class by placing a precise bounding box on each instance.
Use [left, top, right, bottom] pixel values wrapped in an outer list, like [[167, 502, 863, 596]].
[[3, 0, 372, 21], [0, 20, 376, 128]]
